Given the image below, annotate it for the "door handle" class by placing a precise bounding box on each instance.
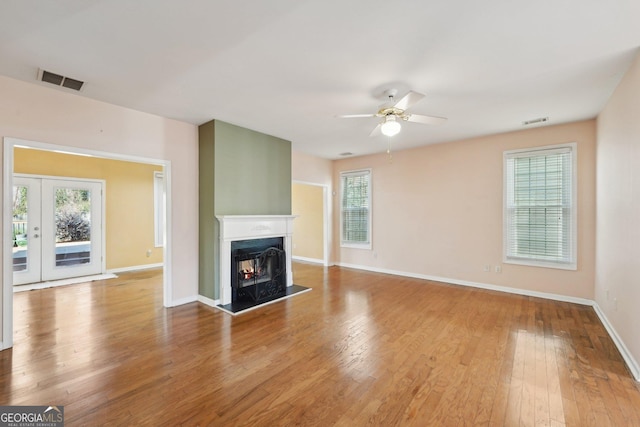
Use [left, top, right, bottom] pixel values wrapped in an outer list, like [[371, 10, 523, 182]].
[[33, 234, 39, 238]]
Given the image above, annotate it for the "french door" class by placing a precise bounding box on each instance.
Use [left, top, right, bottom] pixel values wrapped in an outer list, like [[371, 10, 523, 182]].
[[12, 176, 104, 285]]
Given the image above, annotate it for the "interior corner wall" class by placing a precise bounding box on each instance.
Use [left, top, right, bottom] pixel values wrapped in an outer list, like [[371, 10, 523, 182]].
[[291, 150, 333, 187], [595, 51, 640, 376], [198, 120, 292, 300]]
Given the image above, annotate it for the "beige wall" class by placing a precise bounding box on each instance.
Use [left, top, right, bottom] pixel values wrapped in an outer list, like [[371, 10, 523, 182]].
[[291, 183, 324, 261], [332, 120, 597, 299], [0, 74, 198, 347], [596, 51, 640, 375], [14, 148, 163, 270], [291, 150, 333, 187]]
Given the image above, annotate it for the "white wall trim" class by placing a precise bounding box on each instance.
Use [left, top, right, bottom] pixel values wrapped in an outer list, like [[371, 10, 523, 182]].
[[592, 304, 640, 381], [336, 261, 639, 381], [2, 140, 15, 349], [168, 295, 198, 307], [107, 263, 164, 274], [292, 255, 325, 266], [197, 294, 220, 308], [337, 262, 593, 305]]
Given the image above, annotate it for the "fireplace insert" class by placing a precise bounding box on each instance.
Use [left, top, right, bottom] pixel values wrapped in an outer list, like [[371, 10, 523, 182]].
[[231, 237, 285, 303]]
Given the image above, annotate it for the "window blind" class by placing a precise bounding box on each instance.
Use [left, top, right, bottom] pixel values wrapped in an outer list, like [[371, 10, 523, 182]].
[[504, 146, 575, 267], [341, 170, 371, 245]]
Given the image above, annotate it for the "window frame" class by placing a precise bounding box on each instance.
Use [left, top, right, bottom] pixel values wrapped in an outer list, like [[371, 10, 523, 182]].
[[340, 169, 372, 250], [503, 143, 577, 270]]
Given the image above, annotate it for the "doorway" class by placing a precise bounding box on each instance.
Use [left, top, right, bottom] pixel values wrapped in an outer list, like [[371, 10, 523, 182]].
[[13, 176, 104, 285], [291, 181, 330, 266], [3, 137, 172, 351]]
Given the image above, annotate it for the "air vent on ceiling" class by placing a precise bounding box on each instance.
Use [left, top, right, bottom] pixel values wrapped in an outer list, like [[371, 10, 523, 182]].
[[522, 116, 549, 126], [339, 152, 354, 157], [39, 69, 84, 91]]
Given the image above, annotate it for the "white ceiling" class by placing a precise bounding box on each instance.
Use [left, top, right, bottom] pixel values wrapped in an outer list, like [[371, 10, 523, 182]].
[[1, 0, 638, 159]]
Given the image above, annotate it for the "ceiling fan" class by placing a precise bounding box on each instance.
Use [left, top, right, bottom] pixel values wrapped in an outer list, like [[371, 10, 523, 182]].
[[337, 89, 447, 137]]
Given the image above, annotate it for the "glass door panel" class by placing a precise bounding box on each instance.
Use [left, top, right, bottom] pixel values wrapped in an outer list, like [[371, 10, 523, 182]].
[[13, 185, 28, 271], [12, 177, 42, 285], [41, 179, 103, 281], [54, 187, 92, 267]]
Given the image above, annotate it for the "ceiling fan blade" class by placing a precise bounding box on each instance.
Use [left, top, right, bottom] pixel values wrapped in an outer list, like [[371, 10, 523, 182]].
[[405, 114, 447, 125], [369, 123, 382, 137], [336, 113, 377, 119], [393, 91, 425, 111]]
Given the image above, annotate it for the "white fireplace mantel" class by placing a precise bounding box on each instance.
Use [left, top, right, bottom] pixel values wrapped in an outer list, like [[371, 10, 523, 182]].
[[216, 215, 296, 305]]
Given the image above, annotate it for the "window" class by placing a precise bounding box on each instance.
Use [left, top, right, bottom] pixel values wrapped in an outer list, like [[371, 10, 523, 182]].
[[154, 171, 164, 247], [340, 169, 371, 248], [504, 144, 576, 269]]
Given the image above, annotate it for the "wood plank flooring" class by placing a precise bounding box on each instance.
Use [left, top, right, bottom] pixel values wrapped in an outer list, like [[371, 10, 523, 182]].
[[1, 264, 639, 426]]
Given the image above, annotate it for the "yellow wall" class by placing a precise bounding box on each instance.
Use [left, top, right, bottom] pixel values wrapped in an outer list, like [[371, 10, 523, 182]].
[[291, 182, 324, 261], [14, 147, 163, 270]]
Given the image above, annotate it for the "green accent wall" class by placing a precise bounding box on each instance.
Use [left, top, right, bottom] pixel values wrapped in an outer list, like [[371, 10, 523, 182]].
[[198, 120, 292, 299], [199, 121, 216, 299]]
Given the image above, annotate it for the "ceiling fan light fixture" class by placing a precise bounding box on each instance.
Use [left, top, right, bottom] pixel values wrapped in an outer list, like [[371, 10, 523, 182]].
[[381, 115, 401, 136]]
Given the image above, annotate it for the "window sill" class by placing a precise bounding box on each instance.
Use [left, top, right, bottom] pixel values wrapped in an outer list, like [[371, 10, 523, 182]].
[[341, 242, 372, 250], [504, 257, 576, 271]]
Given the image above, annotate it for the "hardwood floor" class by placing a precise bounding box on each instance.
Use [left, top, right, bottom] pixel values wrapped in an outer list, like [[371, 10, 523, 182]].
[[1, 264, 639, 426]]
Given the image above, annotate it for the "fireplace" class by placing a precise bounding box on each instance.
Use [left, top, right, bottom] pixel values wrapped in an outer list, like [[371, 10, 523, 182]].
[[231, 237, 285, 303], [216, 215, 296, 306]]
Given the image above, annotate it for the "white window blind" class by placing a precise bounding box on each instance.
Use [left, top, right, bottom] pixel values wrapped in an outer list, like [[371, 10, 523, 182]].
[[504, 144, 576, 269], [340, 170, 371, 247]]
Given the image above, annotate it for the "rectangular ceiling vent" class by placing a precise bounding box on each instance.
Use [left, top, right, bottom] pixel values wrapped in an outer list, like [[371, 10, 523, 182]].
[[522, 116, 549, 126], [38, 69, 84, 91]]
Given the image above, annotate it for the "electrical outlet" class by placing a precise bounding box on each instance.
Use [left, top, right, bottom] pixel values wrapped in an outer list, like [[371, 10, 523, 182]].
[[495, 265, 502, 273], [146, 249, 152, 257], [614, 298, 618, 311], [483, 265, 490, 272]]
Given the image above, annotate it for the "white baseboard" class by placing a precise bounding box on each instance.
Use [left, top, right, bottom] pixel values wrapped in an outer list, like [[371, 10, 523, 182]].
[[293, 255, 326, 266], [197, 294, 220, 308], [336, 262, 593, 305], [336, 262, 639, 381], [592, 304, 640, 381], [13, 273, 117, 292], [107, 263, 164, 274], [167, 295, 198, 307]]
